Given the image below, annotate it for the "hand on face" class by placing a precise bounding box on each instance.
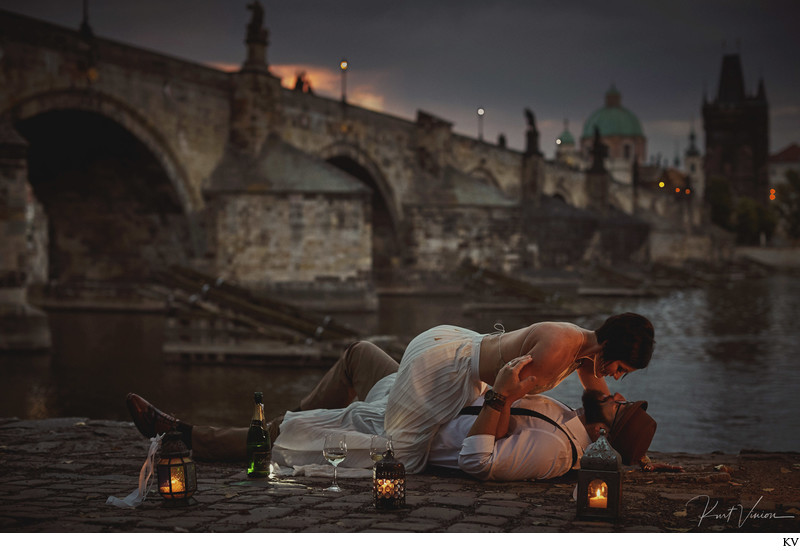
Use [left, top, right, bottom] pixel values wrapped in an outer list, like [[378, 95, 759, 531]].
[[493, 355, 538, 402]]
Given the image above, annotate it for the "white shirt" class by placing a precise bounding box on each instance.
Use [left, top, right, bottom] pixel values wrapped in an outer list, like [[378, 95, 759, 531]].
[[428, 394, 592, 481]]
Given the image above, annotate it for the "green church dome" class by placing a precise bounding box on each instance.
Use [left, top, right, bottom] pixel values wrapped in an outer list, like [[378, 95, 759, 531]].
[[556, 119, 575, 146], [556, 129, 575, 146], [581, 86, 644, 139]]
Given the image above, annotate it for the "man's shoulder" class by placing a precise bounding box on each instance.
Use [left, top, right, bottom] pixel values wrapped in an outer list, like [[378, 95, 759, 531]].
[[514, 394, 570, 415]]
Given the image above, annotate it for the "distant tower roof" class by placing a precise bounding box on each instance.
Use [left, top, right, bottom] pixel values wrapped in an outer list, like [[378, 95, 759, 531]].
[[770, 143, 800, 163], [556, 119, 575, 146], [716, 54, 746, 103], [581, 85, 644, 139]]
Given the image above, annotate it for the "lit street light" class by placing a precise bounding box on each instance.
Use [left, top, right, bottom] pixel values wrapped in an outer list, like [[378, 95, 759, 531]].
[[477, 107, 485, 141], [340, 58, 349, 103]]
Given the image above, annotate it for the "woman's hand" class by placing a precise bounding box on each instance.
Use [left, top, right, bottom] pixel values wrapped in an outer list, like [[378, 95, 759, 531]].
[[493, 355, 538, 402]]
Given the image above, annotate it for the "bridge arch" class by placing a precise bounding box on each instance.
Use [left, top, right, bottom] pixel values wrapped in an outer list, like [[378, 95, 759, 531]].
[[553, 177, 579, 207], [7, 89, 202, 215], [318, 142, 400, 227], [319, 142, 406, 274], [467, 165, 501, 189], [6, 89, 204, 282]]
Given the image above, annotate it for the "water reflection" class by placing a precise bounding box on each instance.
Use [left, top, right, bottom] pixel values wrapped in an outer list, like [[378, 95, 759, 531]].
[[0, 275, 798, 454], [543, 275, 800, 453], [702, 278, 771, 364]]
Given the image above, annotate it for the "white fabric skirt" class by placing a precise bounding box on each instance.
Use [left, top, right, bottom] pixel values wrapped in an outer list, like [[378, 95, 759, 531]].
[[385, 325, 487, 473], [272, 325, 487, 474]]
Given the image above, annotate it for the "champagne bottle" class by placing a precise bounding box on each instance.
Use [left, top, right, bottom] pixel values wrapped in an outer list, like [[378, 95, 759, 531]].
[[246, 391, 271, 478]]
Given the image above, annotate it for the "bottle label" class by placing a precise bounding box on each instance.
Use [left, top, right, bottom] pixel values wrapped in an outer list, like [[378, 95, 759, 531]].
[[252, 451, 270, 472]]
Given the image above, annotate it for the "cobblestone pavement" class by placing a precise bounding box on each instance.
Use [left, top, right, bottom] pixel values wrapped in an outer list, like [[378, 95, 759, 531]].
[[1, 418, 798, 534]]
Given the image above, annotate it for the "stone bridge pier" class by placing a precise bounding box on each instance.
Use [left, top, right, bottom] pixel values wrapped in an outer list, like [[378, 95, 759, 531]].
[[0, 118, 50, 350]]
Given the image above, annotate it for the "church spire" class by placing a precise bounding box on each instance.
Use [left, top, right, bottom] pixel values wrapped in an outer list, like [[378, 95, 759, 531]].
[[757, 77, 767, 101], [716, 53, 745, 103], [686, 124, 700, 157], [79, 0, 94, 40]]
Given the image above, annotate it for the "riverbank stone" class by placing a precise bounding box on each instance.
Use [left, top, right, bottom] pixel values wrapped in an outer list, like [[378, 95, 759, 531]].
[[0, 418, 798, 533]]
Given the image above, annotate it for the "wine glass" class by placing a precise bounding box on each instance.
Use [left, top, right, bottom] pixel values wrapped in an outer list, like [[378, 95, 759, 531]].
[[323, 433, 347, 492], [370, 435, 390, 462]]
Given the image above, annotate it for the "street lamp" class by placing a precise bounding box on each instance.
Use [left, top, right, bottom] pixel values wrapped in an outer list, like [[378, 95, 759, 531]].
[[340, 58, 349, 103], [477, 107, 485, 141]]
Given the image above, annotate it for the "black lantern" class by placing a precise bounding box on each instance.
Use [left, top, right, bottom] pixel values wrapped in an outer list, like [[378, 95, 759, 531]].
[[373, 448, 405, 510], [157, 432, 197, 506], [576, 429, 621, 521]]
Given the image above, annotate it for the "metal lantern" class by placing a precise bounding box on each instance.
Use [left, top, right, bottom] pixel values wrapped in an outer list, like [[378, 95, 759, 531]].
[[576, 429, 621, 521], [157, 432, 197, 506], [373, 448, 405, 510]]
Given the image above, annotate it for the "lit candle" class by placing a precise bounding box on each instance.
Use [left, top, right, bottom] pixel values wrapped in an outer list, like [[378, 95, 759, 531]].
[[377, 479, 396, 495], [171, 475, 184, 493], [588, 488, 607, 508], [589, 495, 607, 508]]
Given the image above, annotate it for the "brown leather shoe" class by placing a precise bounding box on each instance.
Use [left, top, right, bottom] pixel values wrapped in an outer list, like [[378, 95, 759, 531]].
[[126, 393, 183, 438]]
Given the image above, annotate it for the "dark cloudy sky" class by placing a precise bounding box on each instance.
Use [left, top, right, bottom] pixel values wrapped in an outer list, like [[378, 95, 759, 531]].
[[4, 0, 799, 162]]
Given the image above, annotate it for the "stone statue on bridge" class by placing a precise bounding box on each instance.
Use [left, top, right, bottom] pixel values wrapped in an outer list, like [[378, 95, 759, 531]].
[[590, 126, 608, 173], [524, 108, 540, 156], [247, 1, 267, 44]]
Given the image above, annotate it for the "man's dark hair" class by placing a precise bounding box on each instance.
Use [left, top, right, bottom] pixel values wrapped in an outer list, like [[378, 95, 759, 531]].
[[595, 312, 655, 371], [582, 389, 606, 425]]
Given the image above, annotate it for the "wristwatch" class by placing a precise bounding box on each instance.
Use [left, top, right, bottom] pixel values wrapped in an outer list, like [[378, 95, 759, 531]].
[[483, 389, 507, 411]]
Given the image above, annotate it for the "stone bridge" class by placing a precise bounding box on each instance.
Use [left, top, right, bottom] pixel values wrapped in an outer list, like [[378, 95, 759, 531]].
[[0, 6, 709, 349]]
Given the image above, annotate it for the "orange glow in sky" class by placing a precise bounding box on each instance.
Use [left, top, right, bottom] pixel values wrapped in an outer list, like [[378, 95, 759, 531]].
[[205, 61, 385, 112]]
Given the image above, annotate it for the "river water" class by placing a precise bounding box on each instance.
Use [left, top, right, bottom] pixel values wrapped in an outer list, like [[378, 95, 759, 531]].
[[1, 274, 798, 454]]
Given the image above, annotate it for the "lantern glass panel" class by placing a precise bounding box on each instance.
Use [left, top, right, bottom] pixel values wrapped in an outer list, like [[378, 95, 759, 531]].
[[587, 479, 608, 509], [372, 449, 405, 510], [157, 456, 196, 500]]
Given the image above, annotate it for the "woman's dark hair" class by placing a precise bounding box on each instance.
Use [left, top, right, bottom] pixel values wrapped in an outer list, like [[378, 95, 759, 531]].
[[595, 312, 655, 371]]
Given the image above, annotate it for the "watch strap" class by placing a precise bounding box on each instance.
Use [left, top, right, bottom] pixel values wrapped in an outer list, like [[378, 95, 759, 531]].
[[483, 389, 507, 411]]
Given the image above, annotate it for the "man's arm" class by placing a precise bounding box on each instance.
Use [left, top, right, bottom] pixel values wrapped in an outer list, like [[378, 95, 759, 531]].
[[459, 429, 572, 481], [466, 403, 505, 439], [467, 357, 537, 440]]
